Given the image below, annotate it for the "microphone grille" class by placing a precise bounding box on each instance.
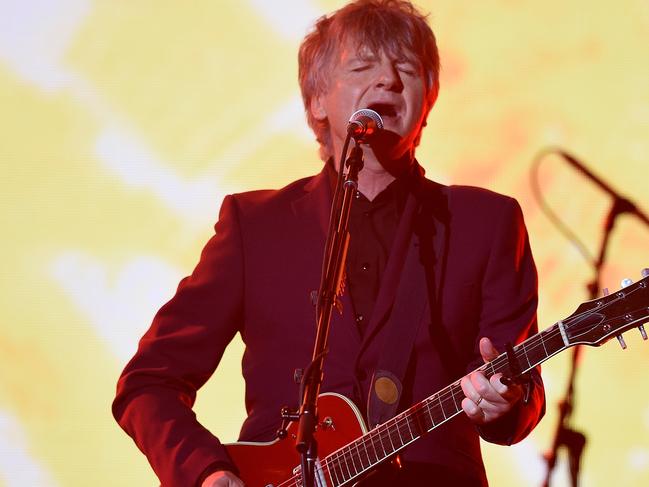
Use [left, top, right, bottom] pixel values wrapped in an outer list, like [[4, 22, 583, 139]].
[[349, 108, 384, 130]]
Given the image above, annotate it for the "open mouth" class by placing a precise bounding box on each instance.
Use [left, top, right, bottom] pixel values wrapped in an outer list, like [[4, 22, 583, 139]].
[[367, 102, 399, 118]]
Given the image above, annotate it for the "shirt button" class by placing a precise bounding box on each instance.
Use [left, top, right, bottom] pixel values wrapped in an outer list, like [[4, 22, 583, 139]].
[[356, 314, 364, 324], [361, 262, 370, 271]]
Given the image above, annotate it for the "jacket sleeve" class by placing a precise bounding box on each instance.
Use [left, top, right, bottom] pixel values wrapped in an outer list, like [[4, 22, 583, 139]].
[[470, 196, 545, 445], [112, 195, 244, 486]]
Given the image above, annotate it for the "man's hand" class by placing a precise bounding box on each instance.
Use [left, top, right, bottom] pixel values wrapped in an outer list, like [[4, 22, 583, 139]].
[[460, 337, 523, 425], [201, 470, 245, 487]]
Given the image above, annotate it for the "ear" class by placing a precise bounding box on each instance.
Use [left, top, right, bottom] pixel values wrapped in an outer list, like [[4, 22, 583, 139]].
[[420, 83, 439, 128], [309, 94, 327, 121], [427, 82, 440, 110]]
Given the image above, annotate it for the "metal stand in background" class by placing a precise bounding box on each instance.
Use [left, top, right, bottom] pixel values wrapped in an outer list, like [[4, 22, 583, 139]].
[[542, 150, 649, 486]]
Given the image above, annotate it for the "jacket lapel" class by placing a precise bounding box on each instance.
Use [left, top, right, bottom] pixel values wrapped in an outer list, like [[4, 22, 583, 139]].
[[290, 168, 333, 240], [360, 174, 449, 351], [360, 192, 418, 346]]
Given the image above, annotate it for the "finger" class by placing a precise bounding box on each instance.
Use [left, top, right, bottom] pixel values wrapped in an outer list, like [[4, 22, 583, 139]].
[[460, 375, 482, 406], [461, 396, 486, 423], [469, 370, 500, 404], [479, 337, 499, 363], [491, 373, 522, 402]]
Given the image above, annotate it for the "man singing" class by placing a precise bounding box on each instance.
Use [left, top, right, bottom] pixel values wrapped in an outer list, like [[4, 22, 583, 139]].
[[113, 1, 545, 485]]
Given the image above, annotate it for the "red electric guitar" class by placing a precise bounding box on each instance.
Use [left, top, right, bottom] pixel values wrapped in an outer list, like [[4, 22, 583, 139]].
[[225, 272, 649, 487]]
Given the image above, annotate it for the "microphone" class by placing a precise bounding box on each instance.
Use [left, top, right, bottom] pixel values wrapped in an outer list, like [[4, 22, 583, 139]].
[[347, 108, 383, 141], [557, 150, 649, 227], [558, 150, 620, 198]]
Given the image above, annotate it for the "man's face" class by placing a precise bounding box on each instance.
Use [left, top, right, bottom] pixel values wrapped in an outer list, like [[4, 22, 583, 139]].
[[311, 40, 432, 161]]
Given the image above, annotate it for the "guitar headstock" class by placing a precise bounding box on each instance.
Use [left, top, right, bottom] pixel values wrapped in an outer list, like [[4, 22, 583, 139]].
[[562, 269, 649, 348]]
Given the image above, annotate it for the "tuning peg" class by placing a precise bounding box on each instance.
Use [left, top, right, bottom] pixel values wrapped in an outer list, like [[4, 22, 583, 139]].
[[639, 325, 648, 341], [616, 334, 628, 349], [642, 268, 649, 278], [621, 278, 633, 288]]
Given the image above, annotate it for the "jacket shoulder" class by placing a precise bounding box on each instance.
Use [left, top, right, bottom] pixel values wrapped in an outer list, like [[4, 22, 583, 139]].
[[234, 174, 315, 203], [445, 184, 517, 208]]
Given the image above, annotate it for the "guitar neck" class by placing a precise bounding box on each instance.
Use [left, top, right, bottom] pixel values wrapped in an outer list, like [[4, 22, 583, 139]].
[[320, 323, 568, 486]]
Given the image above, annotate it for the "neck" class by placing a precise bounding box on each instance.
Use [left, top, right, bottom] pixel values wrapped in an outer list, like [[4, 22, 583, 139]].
[[357, 164, 396, 201], [332, 143, 414, 201]]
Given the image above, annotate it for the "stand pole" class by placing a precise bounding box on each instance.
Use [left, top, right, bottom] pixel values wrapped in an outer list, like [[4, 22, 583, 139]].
[[295, 140, 364, 487], [542, 198, 627, 487]]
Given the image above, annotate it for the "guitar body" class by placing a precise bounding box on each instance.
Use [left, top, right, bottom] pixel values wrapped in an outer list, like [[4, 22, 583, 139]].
[[225, 393, 367, 487]]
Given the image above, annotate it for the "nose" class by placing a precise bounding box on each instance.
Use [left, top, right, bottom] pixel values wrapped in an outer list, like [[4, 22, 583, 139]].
[[375, 62, 403, 91]]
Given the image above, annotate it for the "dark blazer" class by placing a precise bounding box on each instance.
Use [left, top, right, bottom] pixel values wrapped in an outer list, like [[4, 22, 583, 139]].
[[113, 164, 544, 486]]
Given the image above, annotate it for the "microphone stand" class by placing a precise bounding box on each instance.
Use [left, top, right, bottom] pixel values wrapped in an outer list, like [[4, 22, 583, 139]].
[[542, 149, 649, 486], [295, 135, 364, 487]]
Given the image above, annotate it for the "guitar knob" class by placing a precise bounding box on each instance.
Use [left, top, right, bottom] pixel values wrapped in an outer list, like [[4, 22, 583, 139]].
[[616, 334, 628, 349], [639, 325, 648, 341], [641, 268, 649, 278], [621, 278, 633, 288]]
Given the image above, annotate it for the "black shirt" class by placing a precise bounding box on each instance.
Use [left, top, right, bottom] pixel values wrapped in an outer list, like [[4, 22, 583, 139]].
[[346, 175, 410, 334]]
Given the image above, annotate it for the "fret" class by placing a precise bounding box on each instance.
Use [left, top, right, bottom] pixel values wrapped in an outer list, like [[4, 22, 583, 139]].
[[427, 398, 444, 426], [449, 384, 460, 412], [384, 424, 396, 452], [440, 390, 457, 418], [487, 361, 496, 377], [393, 418, 405, 446], [526, 337, 548, 366], [402, 414, 415, 441], [520, 342, 532, 369], [328, 460, 341, 486], [437, 394, 447, 420], [322, 463, 336, 487], [349, 443, 360, 474], [340, 450, 352, 481], [543, 325, 567, 358], [454, 384, 465, 414], [389, 423, 401, 451], [376, 425, 387, 458], [357, 441, 370, 469], [367, 430, 380, 463], [409, 401, 429, 435], [539, 330, 549, 356]]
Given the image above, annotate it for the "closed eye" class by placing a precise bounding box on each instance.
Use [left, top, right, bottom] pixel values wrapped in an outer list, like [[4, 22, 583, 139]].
[[394, 58, 420, 73], [396, 64, 418, 75]]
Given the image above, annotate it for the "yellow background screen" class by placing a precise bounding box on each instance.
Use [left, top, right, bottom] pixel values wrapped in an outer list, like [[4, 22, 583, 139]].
[[1, 1, 648, 485]]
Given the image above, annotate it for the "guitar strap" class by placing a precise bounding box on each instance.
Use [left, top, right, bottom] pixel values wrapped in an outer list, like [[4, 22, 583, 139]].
[[366, 224, 431, 429]]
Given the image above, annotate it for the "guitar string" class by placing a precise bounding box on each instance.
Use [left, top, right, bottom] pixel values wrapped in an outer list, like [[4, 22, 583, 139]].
[[318, 318, 610, 485], [275, 285, 645, 487], [316, 288, 642, 486], [322, 288, 645, 485], [285, 295, 641, 487], [320, 323, 559, 480]]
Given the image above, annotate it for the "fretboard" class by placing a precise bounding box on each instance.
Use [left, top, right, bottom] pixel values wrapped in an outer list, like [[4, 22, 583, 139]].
[[317, 323, 568, 486]]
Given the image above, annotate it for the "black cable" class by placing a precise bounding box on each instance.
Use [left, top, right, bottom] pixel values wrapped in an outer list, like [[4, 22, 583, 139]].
[[530, 147, 595, 266]]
